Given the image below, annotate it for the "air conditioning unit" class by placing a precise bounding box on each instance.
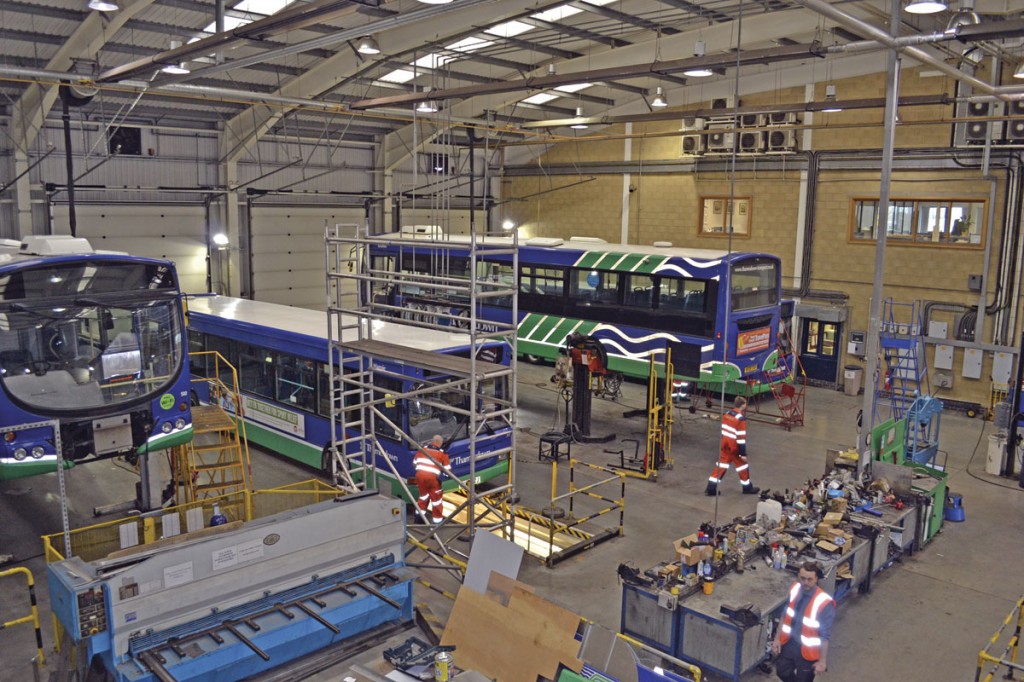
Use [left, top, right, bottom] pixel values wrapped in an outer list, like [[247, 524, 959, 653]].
[[739, 113, 764, 128], [767, 112, 798, 126], [681, 134, 705, 156], [766, 128, 798, 153], [705, 125, 735, 153], [955, 100, 1006, 146], [738, 131, 765, 153], [1005, 100, 1024, 143], [681, 117, 706, 132], [711, 96, 736, 111]]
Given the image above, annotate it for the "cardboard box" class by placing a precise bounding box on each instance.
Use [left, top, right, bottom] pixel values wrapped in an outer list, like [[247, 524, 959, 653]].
[[814, 523, 833, 538], [828, 498, 849, 514], [815, 540, 841, 555], [673, 537, 714, 566], [823, 512, 844, 525]]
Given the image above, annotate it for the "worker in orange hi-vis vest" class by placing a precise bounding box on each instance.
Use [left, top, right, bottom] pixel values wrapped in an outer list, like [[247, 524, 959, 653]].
[[705, 396, 760, 496], [414, 435, 450, 524]]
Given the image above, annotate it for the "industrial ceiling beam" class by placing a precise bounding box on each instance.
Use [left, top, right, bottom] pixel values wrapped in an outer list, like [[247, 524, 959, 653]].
[[567, 0, 680, 34], [350, 42, 824, 109], [519, 93, 951, 128]]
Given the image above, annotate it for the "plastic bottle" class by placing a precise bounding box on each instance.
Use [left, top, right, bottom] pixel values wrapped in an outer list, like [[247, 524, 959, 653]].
[[780, 548, 788, 570], [771, 544, 782, 570], [210, 503, 227, 527]]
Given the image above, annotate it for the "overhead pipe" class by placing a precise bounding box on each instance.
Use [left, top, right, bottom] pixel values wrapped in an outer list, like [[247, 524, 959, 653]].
[[793, 0, 1010, 101]]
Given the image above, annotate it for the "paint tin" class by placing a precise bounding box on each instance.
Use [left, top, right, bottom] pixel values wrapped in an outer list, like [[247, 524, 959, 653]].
[[434, 651, 454, 681]]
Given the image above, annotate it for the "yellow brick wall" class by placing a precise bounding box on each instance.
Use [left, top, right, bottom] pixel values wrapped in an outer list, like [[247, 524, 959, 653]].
[[502, 68, 1021, 409]]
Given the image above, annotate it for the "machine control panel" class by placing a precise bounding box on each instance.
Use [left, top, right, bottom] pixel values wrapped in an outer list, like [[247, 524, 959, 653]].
[[75, 587, 108, 637]]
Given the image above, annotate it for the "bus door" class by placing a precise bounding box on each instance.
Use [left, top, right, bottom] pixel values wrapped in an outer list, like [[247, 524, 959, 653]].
[[799, 318, 841, 385]]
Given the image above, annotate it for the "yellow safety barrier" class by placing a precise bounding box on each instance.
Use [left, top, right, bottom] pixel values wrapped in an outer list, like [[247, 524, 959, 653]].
[[0, 567, 45, 668], [976, 595, 1024, 682]]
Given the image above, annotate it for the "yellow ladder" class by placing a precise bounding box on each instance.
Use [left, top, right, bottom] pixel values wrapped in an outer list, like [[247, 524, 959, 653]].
[[173, 352, 252, 503]]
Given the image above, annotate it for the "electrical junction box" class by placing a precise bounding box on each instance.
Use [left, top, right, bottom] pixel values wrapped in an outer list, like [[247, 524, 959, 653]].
[[968, 274, 982, 291], [928, 321, 948, 339], [847, 330, 865, 357], [992, 352, 1013, 384], [934, 345, 954, 371], [935, 372, 953, 389], [962, 348, 983, 379]]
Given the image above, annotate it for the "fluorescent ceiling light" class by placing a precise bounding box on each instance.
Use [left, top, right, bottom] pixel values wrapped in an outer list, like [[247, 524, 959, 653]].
[[212, 233, 230, 246], [1015, 63, 1024, 79], [88, 0, 119, 11], [905, 0, 947, 13], [417, 0, 453, 5]]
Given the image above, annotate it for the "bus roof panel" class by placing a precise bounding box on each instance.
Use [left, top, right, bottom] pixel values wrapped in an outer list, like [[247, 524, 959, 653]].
[[369, 230, 773, 263], [186, 296, 490, 353]]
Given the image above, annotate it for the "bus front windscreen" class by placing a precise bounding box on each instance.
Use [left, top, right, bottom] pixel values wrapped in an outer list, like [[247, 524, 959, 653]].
[[730, 258, 779, 312], [0, 297, 183, 414]]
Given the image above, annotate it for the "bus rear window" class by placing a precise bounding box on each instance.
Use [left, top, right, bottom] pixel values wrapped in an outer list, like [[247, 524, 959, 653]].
[[731, 258, 779, 311]]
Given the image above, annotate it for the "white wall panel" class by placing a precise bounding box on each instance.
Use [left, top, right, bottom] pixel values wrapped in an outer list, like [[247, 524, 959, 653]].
[[249, 208, 362, 309], [52, 205, 208, 295]]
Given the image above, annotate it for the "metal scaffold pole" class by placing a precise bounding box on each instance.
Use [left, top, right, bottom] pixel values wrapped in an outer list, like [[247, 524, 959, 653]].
[[324, 213, 519, 571]]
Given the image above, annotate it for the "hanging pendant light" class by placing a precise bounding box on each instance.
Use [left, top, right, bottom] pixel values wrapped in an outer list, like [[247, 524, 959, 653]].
[[87, 0, 119, 12], [570, 106, 588, 129], [651, 86, 668, 108], [905, 0, 947, 15], [684, 41, 713, 78], [356, 36, 381, 55]]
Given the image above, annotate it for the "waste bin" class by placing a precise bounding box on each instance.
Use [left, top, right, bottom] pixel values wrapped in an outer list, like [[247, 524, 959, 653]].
[[843, 365, 863, 396]]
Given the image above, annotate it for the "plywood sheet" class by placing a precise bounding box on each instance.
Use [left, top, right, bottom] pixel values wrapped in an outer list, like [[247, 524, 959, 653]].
[[442, 585, 583, 682]]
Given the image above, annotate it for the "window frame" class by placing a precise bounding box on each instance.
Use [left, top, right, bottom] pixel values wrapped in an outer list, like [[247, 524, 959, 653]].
[[848, 197, 986, 247], [699, 196, 752, 238]]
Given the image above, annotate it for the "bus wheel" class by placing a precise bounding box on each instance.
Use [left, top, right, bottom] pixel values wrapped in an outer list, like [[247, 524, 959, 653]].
[[190, 389, 201, 407], [525, 354, 543, 364]]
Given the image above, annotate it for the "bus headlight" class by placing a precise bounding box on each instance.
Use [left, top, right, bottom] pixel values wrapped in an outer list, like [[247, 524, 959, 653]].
[[31, 446, 45, 459], [12, 448, 27, 461], [161, 422, 173, 434], [174, 418, 186, 430]]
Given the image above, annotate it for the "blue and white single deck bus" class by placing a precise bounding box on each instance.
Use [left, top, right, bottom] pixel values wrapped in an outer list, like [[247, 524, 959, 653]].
[[0, 236, 192, 480], [185, 295, 511, 496], [366, 233, 792, 397]]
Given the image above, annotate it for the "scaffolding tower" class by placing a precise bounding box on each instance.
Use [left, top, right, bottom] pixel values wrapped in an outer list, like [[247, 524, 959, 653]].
[[325, 224, 519, 561]]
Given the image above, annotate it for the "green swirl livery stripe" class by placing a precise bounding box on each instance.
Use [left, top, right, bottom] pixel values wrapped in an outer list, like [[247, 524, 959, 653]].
[[518, 314, 597, 345], [574, 250, 669, 274]]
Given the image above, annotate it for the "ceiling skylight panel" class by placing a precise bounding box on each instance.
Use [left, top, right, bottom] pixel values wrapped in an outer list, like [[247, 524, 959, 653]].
[[485, 21, 534, 38], [531, 5, 583, 22], [555, 83, 593, 93], [522, 93, 560, 104], [233, 0, 294, 15], [413, 53, 454, 69], [198, 15, 251, 36], [380, 69, 416, 83], [446, 37, 495, 52]]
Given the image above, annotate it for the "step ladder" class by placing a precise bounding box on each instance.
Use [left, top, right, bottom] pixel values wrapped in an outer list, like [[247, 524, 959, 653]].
[[878, 298, 931, 421], [172, 353, 251, 504], [761, 321, 806, 430]]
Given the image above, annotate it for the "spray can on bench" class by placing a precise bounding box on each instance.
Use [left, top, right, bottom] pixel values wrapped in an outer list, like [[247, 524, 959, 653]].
[[435, 650, 454, 681]]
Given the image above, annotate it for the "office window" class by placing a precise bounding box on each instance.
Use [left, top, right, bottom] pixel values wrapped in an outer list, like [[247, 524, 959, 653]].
[[700, 197, 751, 236], [851, 198, 984, 246]]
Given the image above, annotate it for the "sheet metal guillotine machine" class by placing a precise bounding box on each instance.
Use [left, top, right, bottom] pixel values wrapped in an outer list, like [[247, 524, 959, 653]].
[[48, 492, 413, 681]]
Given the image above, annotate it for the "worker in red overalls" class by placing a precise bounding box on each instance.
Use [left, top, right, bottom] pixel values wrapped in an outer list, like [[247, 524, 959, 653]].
[[705, 396, 760, 496], [414, 435, 450, 524]]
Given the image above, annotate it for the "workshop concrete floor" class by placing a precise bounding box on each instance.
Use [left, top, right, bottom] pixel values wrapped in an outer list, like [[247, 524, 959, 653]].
[[2, 360, 1023, 682]]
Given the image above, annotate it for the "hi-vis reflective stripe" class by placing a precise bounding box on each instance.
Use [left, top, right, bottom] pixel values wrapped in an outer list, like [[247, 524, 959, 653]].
[[805, 592, 833, 626], [801, 636, 822, 646], [781, 624, 792, 634], [708, 475, 720, 483], [788, 584, 801, 600], [722, 425, 738, 436], [416, 463, 441, 475], [785, 607, 796, 617], [735, 464, 749, 472]]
